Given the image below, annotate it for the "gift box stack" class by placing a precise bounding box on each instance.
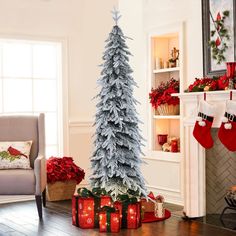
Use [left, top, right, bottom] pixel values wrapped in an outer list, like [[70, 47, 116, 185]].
[[72, 188, 142, 233]]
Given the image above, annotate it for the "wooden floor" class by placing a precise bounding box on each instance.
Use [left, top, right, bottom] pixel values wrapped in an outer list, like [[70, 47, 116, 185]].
[[0, 200, 236, 236]]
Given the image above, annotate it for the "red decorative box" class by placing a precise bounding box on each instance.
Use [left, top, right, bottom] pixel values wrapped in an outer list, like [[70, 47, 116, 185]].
[[113, 201, 122, 227], [127, 202, 141, 229], [72, 195, 112, 229], [100, 196, 112, 208], [114, 201, 142, 229], [99, 208, 120, 233]]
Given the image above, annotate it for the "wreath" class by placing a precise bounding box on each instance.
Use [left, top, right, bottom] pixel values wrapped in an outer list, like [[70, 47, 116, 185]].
[[209, 10, 230, 64]]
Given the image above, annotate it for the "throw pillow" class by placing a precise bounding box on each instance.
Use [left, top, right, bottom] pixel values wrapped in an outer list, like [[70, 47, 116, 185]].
[[0, 141, 33, 169]]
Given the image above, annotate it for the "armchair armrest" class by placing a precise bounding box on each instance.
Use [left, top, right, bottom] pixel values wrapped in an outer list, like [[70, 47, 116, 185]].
[[34, 155, 47, 196]]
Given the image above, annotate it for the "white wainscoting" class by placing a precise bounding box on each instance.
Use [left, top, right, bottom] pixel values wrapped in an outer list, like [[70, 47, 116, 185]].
[[142, 157, 183, 205], [69, 120, 94, 186], [69, 120, 183, 205]]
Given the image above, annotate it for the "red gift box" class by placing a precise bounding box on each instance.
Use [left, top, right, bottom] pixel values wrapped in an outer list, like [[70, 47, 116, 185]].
[[114, 200, 141, 229], [141, 192, 156, 212], [72, 195, 95, 228], [127, 202, 141, 229], [99, 207, 120, 233], [72, 194, 112, 229], [100, 196, 112, 208], [113, 201, 122, 227]]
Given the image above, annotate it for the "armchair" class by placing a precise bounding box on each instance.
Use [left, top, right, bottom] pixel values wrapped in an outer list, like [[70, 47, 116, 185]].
[[0, 113, 46, 218]]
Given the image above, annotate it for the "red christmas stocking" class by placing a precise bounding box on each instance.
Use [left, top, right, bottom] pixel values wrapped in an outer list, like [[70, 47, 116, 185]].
[[193, 101, 215, 149], [218, 100, 236, 151]]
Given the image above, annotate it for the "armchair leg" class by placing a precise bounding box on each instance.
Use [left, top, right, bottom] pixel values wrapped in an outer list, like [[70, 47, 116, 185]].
[[35, 195, 43, 219], [42, 189, 46, 207]]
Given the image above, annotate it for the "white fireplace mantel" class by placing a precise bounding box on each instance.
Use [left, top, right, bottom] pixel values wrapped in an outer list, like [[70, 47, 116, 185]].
[[173, 90, 236, 217]]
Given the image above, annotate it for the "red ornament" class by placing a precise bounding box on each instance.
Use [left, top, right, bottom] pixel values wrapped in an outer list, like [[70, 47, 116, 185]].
[[216, 12, 221, 21], [215, 37, 221, 47], [99, 209, 120, 233]]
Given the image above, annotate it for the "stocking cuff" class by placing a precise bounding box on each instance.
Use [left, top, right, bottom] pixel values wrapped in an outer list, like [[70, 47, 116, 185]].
[[198, 112, 214, 122], [224, 112, 236, 122]]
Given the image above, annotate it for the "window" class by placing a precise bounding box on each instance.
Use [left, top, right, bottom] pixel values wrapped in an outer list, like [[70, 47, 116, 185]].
[[0, 39, 63, 157]]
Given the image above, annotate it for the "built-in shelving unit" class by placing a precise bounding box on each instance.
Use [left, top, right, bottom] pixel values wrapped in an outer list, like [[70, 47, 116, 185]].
[[153, 115, 180, 120], [153, 67, 180, 74], [149, 31, 183, 155], [144, 23, 184, 206]]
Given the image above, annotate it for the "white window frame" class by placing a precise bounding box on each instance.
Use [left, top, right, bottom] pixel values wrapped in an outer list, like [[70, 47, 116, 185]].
[[0, 34, 69, 156]]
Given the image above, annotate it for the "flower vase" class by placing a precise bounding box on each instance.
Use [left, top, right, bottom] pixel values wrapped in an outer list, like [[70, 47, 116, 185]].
[[155, 202, 164, 218], [226, 62, 236, 89]]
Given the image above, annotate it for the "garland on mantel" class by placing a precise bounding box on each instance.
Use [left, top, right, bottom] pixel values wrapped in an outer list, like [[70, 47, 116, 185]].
[[185, 75, 230, 92]]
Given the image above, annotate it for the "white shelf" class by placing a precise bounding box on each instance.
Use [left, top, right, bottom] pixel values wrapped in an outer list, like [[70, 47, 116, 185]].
[[153, 115, 180, 119], [153, 67, 180, 74], [144, 150, 182, 163]]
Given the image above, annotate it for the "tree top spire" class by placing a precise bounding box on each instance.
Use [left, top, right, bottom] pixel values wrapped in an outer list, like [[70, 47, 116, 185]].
[[112, 7, 121, 25]]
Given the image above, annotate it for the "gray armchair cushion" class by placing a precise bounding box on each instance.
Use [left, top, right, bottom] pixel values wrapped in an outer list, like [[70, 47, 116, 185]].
[[0, 169, 35, 194], [0, 113, 46, 196]]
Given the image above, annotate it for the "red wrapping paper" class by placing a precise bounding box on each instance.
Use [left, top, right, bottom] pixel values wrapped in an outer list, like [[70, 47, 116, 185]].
[[114, 201, 141, 229], [72, 195, 112, 229], [127, 202, 141, 229], [113, 201, 122, 227], [99, 211, 120, 233], [100, 196, 112, 208]]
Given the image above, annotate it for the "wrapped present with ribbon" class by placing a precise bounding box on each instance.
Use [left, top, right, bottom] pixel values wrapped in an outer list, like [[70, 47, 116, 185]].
[[141, 191, 157, 212], [72, 187, 112, 229], [114, 194, 142, 229], [99, 206, 120, 233]]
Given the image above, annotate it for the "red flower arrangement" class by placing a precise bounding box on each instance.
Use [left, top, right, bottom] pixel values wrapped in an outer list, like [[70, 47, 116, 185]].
[[186, 75, 229, 92], [47, 157, 85, 184], [149, 78, 179, 110]]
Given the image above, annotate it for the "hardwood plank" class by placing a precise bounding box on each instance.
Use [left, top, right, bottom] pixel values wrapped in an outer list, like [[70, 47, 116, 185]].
[[0, 200, 235, 236]]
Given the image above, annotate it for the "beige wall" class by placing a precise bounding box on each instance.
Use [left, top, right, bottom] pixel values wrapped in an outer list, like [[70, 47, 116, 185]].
[[143, 0, 203, 87], [0, 0, 118, 185], [119, 0, 203, 204]]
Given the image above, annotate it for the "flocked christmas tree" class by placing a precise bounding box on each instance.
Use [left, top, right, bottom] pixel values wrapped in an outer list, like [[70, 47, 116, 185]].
[[90, 10, 147, 199]]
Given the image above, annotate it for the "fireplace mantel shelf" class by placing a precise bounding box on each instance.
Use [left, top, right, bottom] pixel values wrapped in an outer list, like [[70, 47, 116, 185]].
[[172, 89, 236, 218], [172, 90, 236, 98]]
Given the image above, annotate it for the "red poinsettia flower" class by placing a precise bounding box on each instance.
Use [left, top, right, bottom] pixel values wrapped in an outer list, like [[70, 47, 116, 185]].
[[46, 157, 85, 184], [149, 78, 179, 109], [215, 37, 221, 47], [218, 74, 229, 90], [187, 77, 219, 92]]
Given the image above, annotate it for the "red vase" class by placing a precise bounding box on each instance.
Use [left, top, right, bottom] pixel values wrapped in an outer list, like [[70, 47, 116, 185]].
[[226, 62, 236, 78], [171, 140, 178, 153], [157, 134, 168, 146], [226, 62, 236, 89]]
